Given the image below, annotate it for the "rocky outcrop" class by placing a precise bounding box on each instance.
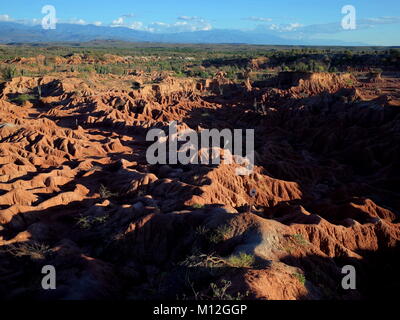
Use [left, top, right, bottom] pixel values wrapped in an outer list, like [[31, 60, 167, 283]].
[[0, 71, 399, 300]]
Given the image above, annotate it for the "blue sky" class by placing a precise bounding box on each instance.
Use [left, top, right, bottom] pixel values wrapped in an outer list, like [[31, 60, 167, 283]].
[[1, 0, 399, 45]]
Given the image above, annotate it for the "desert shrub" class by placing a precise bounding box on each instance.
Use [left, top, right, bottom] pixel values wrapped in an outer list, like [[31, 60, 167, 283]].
[[195, 226, 209, 236], [345, 78, 355, 86], [76, 215, 92, 230], [186, 67, 213, 78], [182, 277, 249, 300], [291, 233, 309, 246], [19, 68, 37, 77], [3, 242, 52, 260], [174, 70, 186, 77], [109, 64, 125, 75], [209, 280, 248, 300], [9, 94, 36, 105], [75, 214, 109, 230], [179, 253, 226, 268], [44, 56, 56, 66], [293, 272, 306, 285], [220, 65, 240, 80], [99, 184, 118, 199], [94, 64, 111, 74], [77, 65, 96, 74], [226, 253, 255, 268], [312, 63, 328, 72], [1, 65, 18, 80], [207, 224, 234, 244], [292, 62, 308, 72]]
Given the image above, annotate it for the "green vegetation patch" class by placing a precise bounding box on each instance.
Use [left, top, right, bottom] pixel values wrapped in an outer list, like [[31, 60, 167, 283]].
[[226, 253, 255, 268], [9, 94, 37, 105]]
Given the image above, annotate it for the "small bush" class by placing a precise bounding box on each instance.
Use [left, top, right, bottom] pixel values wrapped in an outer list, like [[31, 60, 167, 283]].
[[76, 216, 92, 229], [293, 272, 306, 285], [210, 280, 248, 300], [77, 65, 96, 74], [109, 65, 125, 75], [9, 94, 36, 105], [179, 253, 226, 268], [99, 184, 118, 199], [226, 253, 255, 268], [1, 66, 18, 81], [195, 225, 209, 236], [94, 64, 111, 74], [208, 224, 234, 244], [4, 242, 51, 260], [291, 233, 309, 246], [345, 79, 354, 86], [76, 214, 109, 230]]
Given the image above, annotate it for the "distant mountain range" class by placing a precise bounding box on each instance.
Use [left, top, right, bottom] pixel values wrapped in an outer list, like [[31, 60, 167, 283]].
[[0, 21, 367, 46]]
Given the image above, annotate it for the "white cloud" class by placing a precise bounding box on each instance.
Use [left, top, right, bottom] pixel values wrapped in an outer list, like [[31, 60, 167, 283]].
[[248, 15, 400, 44], [152, 21, 168, 26], [121, 14, 135, 19], [357, 16, 400, 30], [111, 17, 125, 26], [111, 14, 138, 27], [68, 18, 86, 25], [109, 15, 212, 33], [178, 16, 200, 21], [266, 22, 303, 32], [0, 14, 12, 22], [0, 14, 44, 26], [363, 16, 400, 25], [2, 11, 212, 33], [246, 16, 273, 22], [282, 23, 303, 31], [129, 21, 144, 30], [149, 19, 211, 33], [110, 17, 153, 31], [247, 14, 400, 39], [282, 16, 400, 36], [0, 14, 102, 27]]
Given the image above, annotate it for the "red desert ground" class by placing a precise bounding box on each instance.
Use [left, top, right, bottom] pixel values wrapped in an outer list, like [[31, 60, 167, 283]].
[[0, 46, 399, 300]]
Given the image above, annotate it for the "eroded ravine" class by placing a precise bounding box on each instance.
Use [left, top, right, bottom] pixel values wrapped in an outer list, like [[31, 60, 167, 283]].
[[0, 71, 399, 300]]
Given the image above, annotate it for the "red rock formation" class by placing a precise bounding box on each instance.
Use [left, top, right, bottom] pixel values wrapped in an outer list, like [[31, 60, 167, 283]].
[[0, 71, 399, 300]]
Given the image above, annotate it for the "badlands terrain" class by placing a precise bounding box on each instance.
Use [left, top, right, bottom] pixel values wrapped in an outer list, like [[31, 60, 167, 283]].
[[0, 47, 399, 300]]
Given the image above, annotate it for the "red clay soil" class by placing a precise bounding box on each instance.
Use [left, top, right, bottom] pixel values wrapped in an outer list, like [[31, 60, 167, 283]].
[[0, 71, 399, 300]]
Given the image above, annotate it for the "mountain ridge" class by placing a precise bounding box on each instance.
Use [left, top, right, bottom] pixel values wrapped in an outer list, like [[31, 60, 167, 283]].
[[0, 21, 367, 46]]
